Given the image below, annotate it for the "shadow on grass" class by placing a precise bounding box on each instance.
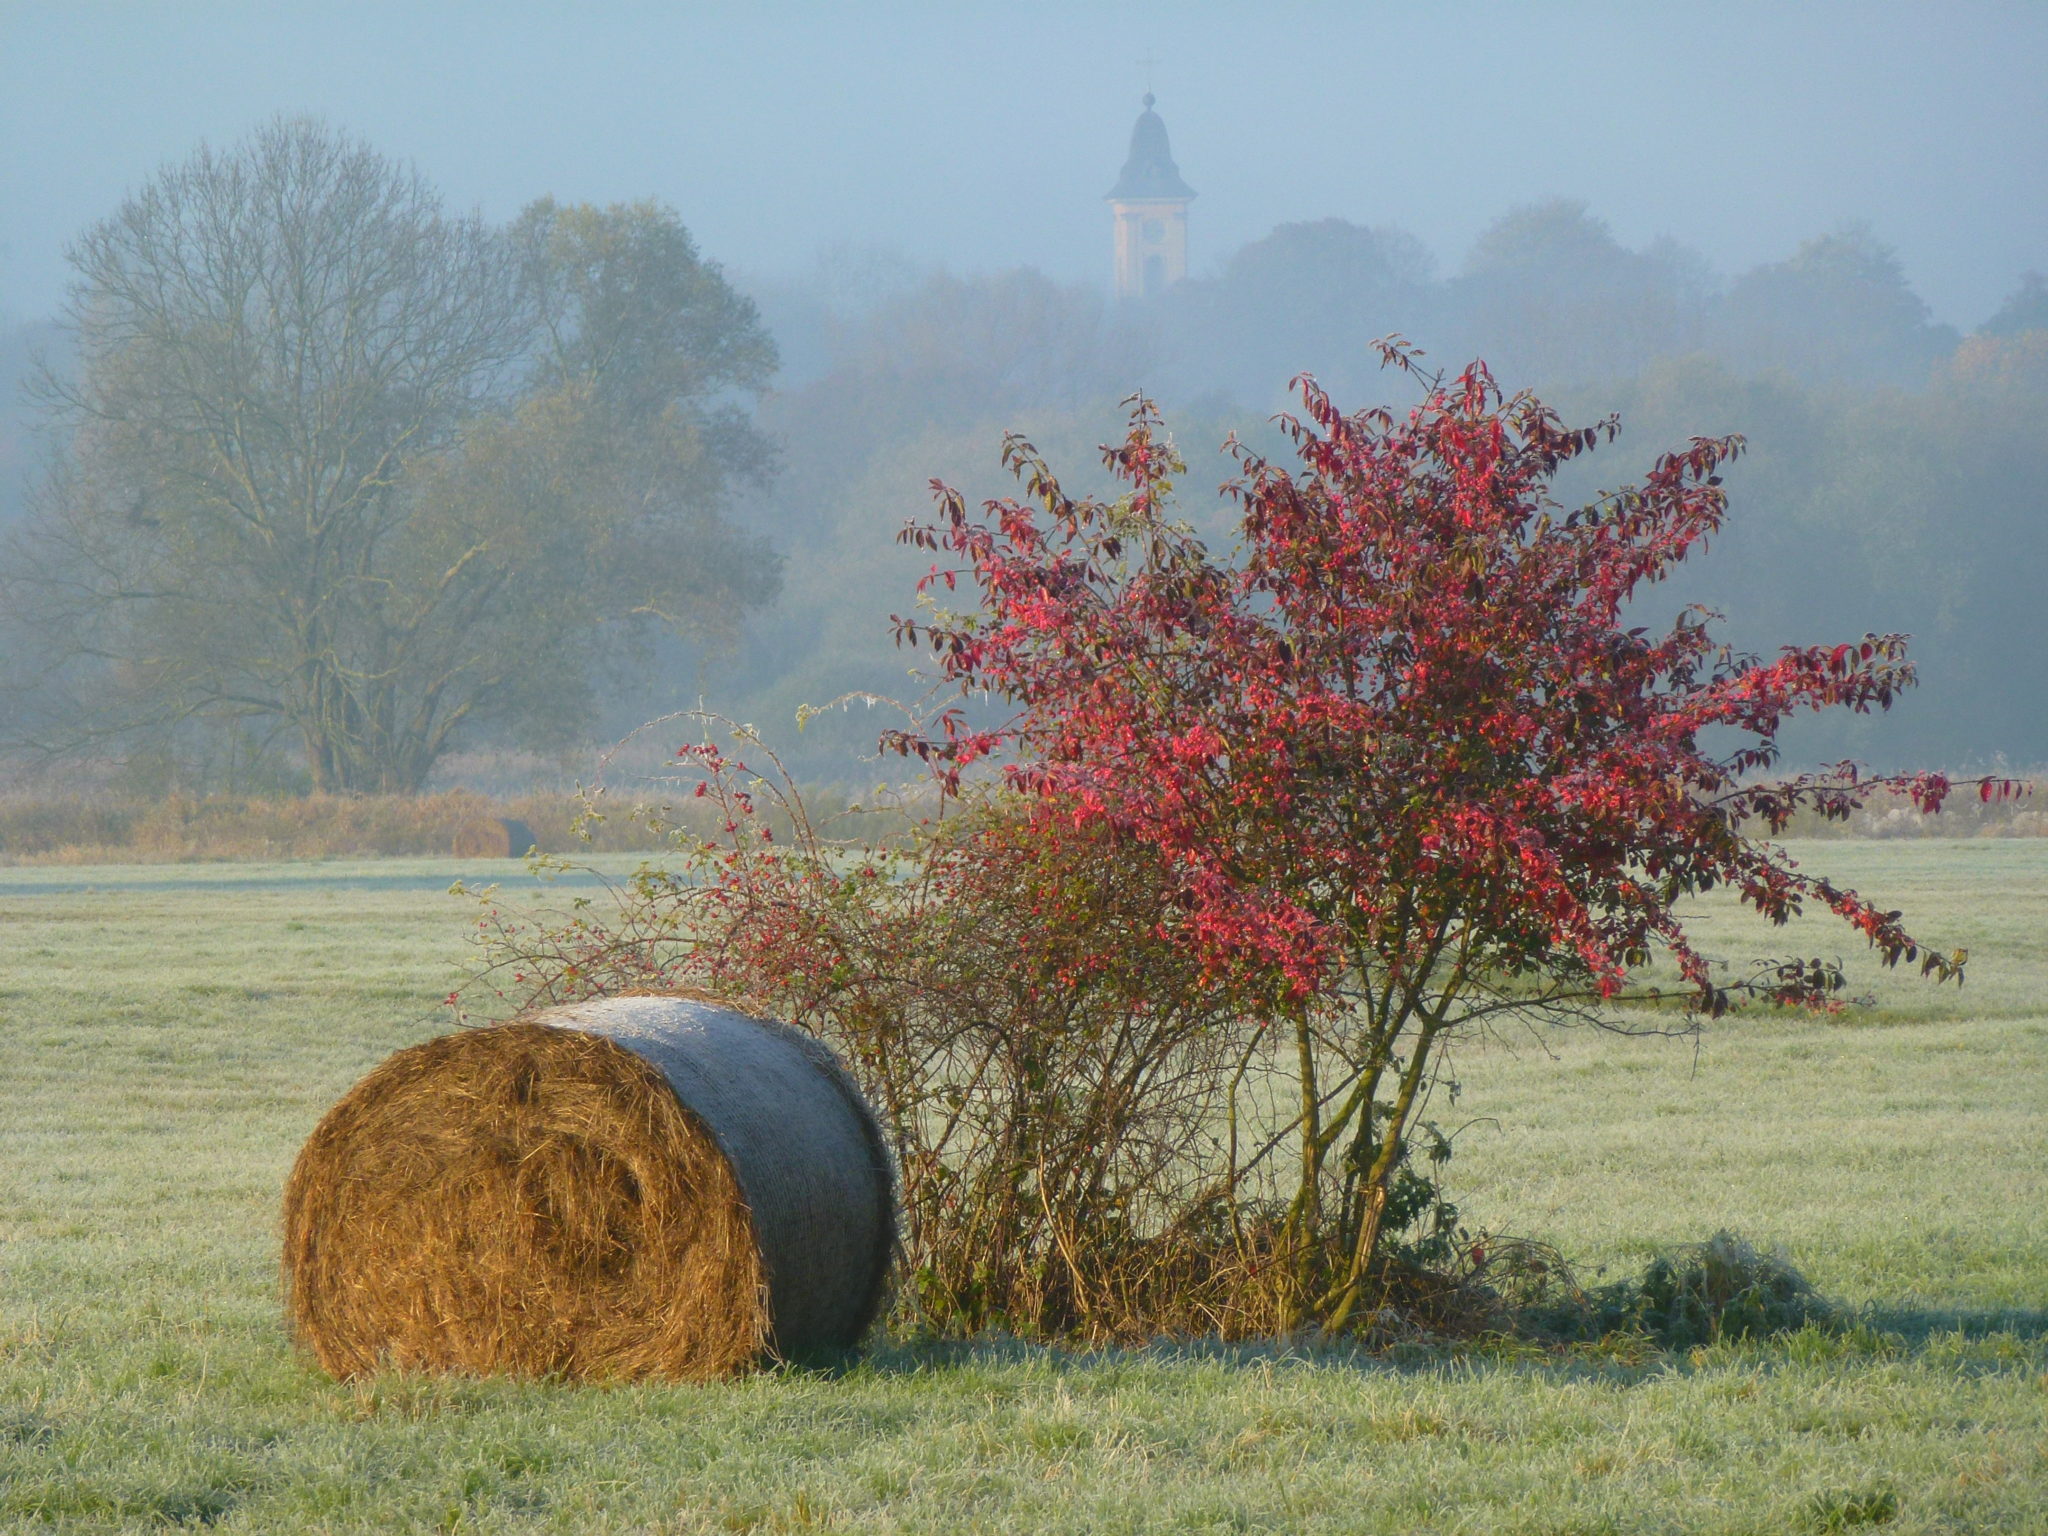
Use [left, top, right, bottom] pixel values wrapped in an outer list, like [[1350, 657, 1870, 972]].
[[785, 1302, 2048, 1386], [1858, 1302, 2048, 1343], [797, 1335, 1658, 1387]]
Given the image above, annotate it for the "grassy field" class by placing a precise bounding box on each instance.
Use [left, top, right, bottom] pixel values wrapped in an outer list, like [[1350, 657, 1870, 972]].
[[0, 843, 2043, 1533]]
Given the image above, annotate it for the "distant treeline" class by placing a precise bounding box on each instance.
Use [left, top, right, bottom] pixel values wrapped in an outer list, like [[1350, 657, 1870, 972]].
[[4, 170, 2043, 789], [721, 208, 2047, 776]]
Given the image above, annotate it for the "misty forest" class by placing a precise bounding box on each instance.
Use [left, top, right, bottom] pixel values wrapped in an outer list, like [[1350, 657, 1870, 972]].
[[2, 112, 2043, 794]]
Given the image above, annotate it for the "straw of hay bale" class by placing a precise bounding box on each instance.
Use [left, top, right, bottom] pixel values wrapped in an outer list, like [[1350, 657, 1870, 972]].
[[281, 995, 895, 1381], [451, 815, 537, 858]]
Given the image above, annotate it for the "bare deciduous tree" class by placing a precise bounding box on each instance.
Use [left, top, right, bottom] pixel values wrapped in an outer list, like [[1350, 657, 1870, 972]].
[[4, 119, 778, 791]]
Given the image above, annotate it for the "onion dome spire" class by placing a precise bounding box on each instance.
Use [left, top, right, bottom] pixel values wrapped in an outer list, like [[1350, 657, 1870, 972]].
[[1106, 94, 1196, 201]]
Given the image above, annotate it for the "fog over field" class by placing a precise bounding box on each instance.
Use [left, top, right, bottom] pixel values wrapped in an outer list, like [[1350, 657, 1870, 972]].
[[4, 18, 2047, 1530], [4, 1, 2043, 326], [2, 1, 2044, 786]]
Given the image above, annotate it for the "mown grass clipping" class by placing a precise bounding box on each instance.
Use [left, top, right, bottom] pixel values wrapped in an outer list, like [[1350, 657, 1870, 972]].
[[280, 999, 895, 1382]]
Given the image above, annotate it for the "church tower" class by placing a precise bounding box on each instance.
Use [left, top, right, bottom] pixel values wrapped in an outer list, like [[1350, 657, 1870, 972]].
[[1106, 94, 1195, 301]]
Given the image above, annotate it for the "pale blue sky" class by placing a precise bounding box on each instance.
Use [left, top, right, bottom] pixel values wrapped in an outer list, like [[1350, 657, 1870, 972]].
[[3, 0, 2043, 327]]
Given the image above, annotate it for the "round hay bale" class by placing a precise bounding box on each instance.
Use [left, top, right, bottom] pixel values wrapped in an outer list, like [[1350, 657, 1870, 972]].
[[451, 816, 536, 858], [281, 996, 895, 1381]]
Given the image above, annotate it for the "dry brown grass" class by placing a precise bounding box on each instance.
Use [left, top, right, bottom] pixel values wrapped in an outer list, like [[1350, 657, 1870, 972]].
[[0, 790, 677, 864], [1782, 779, 2048, 839], [0, 781, 903, 864]]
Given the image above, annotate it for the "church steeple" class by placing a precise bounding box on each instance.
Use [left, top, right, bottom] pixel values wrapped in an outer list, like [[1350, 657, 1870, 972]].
[[1106, 94, 1194, 300]]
